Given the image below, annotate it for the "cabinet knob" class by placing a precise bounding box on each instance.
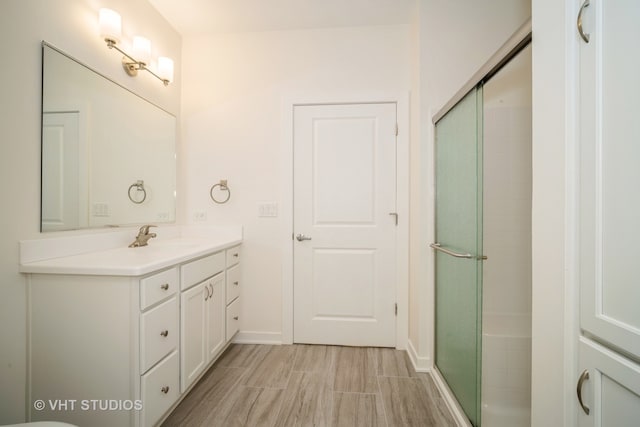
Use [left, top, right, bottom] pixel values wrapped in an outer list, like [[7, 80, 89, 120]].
[[233, 253, 239, 258], [233, 281, 239, 286], [160, 330, 169, 337], [161, 386, 170, 394], [233, 316, 239, 320], [160, 283, 169, 291]]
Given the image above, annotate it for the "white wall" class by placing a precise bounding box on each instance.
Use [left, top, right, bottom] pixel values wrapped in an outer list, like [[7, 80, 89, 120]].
[[181, 25, 411, 339], [531, 0, 578, 425], [411, 0, 531, 367], [0, 0, 181, 422]]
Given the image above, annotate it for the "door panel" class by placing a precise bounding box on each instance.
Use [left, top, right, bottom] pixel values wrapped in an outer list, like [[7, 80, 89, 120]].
[[42, 112, 80, 231], [293, 103, 397, 347], [434, 88, 483, 426], [579, 0, 640, 360], [578, 337, 640, 427]]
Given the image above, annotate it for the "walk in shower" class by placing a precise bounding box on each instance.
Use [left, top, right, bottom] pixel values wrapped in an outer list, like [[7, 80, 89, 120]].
[[431, 32, 532, 427]]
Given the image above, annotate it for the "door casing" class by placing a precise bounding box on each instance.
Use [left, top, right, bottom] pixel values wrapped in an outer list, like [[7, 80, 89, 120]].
[[281, 92, 410, 349]]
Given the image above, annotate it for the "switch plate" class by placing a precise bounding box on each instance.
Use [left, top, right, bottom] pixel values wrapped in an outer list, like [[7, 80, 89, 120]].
[[193, 210, 207, 222], [92, 203, 110, 217], [258, 202, 278, 217]]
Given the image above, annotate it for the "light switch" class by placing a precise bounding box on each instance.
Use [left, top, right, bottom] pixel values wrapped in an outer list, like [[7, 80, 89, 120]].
[[92, 203, 110, 217], [258, 202, 278, 218]]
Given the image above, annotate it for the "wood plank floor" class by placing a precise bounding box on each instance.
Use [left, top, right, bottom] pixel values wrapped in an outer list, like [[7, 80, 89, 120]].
[[162, 344, 456, 427]]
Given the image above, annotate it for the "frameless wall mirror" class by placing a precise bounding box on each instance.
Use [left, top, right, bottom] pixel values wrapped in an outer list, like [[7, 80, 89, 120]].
[[41, 42, 176, 232]]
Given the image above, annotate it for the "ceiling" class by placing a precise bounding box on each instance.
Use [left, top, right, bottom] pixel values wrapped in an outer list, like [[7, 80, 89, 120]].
[[148, 0, 416, 36]]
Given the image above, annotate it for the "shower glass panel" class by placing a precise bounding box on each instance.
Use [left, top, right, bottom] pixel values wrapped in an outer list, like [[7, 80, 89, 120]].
[[434, 87, 483, 426]]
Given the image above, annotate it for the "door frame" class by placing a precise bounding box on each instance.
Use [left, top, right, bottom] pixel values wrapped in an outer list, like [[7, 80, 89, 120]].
[[281, 91, 410, 349]]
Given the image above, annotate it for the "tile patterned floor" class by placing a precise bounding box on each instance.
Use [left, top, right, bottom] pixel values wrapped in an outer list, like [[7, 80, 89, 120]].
[[162, 344, 456, 427]]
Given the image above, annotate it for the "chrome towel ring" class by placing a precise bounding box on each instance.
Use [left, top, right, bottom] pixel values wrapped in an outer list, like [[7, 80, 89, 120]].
[[210, 179, 231, 204], [128, 180, 147, 204]]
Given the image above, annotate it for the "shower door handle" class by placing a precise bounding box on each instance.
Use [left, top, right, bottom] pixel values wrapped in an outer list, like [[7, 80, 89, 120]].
[[430, 243, 487, 260]]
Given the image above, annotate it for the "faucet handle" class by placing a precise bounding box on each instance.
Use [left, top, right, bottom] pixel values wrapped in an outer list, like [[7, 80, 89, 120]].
[[140, 224, 157, 235]]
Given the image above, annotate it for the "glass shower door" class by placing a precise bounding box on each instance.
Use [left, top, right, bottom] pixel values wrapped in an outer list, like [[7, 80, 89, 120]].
[[433, 87, 483, 426]]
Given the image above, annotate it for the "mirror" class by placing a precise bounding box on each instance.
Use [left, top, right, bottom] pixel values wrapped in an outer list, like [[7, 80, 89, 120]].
[[41, 42, 176, 232]]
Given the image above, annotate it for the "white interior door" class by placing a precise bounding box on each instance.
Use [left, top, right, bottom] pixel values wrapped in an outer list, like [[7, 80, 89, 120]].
[[293, 102, 397, 347], [41, 112, 80, 231]]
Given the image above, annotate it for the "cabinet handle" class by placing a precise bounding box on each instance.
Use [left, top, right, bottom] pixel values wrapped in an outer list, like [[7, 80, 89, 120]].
[[233, 316, 239, 320], [160, 330, 169, 337], [233, 281, 239, 286], [577, 369, 590, 415], [209, 283, 214, 298], [160, 283, 169, 291], [233, 253, 239, 258], [577, 0, 590, 43], [204, 285, 210, 301], [161, 386, 170, 394]]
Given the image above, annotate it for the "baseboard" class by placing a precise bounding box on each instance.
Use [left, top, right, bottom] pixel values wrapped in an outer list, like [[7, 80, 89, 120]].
[[406, 338, 431, 372], [232, 331, 282, 345], [430, 366, 473, 427]]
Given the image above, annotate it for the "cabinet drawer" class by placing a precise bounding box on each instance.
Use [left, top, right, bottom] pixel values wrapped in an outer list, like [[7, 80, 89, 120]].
[[226, 265, 241, 305], [226, 245, 242, 268], [226, 297, 241, 340], [141, 297, 178, 373], [141, 350, 179, 427], [140, 267, 178, 310], [181, 252, 225, 291]]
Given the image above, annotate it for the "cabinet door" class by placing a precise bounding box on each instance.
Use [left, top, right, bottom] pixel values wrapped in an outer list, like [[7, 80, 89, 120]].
[[180, 280, 207, 392], [579, 0, 640, 358], [578, 337, 640, 427], [207, 273, 226, 361]]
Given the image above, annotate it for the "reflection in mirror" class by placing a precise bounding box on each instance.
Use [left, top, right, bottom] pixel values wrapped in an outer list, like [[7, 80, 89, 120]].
[[41, 42, 176, 232]]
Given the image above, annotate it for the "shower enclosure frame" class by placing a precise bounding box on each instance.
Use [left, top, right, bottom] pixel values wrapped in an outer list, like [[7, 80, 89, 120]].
[[430, 18, 532, 427]]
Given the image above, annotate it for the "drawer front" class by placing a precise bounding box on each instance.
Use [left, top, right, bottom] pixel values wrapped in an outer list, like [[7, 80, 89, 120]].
[[226, 245, 242, 268], [141, 297, 178, 373], [181, 252, 225, 291], [226, 297, 241, 340], [141, 350, 179, 427], [140, 267, 178, 310], [226, 264, 241, 304]]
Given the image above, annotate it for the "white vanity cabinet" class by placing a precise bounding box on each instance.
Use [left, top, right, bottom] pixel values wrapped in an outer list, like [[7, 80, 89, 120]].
[[179, 252, 226, 392], [225, 245, 242, 340], [24, 236, 242, 427]]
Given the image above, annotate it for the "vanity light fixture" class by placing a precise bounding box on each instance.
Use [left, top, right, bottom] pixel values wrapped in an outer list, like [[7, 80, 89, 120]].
[[98, 8, 174, 86]]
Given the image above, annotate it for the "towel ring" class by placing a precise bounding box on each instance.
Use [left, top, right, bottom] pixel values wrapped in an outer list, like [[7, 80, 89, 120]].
[[128, 180, 147, 204], [210, 180, 231, 204]]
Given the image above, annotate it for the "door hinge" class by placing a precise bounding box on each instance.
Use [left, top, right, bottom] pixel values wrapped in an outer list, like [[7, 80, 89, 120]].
[[395, 123, 399, 136], [395, 303, 398, 316]]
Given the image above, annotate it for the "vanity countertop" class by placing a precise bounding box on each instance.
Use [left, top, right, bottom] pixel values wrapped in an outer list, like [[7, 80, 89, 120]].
[[20, 226, 242, 276]]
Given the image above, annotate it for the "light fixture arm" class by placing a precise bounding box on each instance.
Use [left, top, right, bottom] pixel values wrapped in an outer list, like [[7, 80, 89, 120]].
[[104, 39, 170, 86]]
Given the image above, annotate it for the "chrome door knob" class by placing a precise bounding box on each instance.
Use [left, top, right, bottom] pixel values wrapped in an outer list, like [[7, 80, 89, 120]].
[[296, 234, 312, 242]]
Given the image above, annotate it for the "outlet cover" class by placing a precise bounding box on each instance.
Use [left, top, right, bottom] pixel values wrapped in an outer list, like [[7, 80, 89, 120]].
[[258, 202, 278, 218]]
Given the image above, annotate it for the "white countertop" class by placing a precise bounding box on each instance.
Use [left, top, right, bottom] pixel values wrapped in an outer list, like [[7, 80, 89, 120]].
[[20, 226, 242, 276]]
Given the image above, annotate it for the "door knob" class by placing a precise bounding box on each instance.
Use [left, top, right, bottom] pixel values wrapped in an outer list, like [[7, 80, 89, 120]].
[[296, 234, 312, 242]]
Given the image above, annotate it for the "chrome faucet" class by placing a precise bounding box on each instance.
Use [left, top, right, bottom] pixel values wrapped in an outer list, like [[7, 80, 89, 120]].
[[129, 225, 157, 248]]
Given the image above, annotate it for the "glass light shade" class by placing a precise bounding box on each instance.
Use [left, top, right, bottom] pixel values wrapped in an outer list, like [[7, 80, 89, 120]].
[[157, 57, 174, 83], [99, 8, 121, 43], [132, 36, 151, 65]]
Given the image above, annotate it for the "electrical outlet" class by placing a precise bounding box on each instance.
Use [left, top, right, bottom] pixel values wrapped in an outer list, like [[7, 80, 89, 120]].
[[193, 210, 207, 222]]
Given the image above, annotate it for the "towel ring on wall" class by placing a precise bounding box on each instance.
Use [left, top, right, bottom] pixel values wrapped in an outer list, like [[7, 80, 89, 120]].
[[128, 180, 147, 204], [210, 179, 231, 204]]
